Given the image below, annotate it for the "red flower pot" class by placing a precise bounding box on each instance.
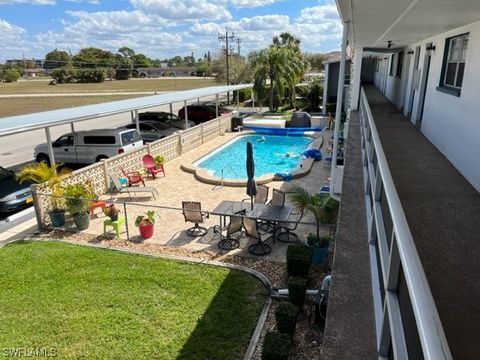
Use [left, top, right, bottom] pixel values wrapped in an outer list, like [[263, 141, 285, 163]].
[[139, 222, 154, 239]]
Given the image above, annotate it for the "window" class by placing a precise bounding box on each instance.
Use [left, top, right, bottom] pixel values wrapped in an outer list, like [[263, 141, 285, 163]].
[[389, 54, 395, 76], [396, 51, 404, 77], [53, 135, 74, 147], [438, 33, 468, 96], [83, 136, 116, 144], [121, 130, 142, 145]]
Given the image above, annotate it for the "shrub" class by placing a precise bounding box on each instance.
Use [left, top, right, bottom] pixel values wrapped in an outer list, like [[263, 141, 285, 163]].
[[115, 68, 131, 80], [275, 302, 299, 336], [234, 88, 252, 103], [76, 68, 106, 83], [51, 68, 77, 84], [261, 331, 291, 360], [286, 243, 312, 277], [288, 276, 308, 307], [1, 68, 21, 82], [325, 102, 337, 113]]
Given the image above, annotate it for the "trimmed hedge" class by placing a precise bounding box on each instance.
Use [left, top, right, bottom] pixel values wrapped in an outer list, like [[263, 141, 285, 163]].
[[275, 302, 299, 336], [286, 243, 312, 278], [288, 276, 308, 307], [261, 331, 291, 360]]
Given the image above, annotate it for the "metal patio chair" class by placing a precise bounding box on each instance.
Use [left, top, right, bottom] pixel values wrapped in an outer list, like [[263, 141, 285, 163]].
[[182, 201, 208, 237], [214, 209, 245, 250]]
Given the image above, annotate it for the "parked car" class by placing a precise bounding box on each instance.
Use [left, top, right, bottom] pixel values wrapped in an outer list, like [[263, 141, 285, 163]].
[[120, 122, 179, 143], [0, 166, 32, 214], [34, 128, 143, 165], [178, 104, 231, 124], [138, 111, 195, 130]]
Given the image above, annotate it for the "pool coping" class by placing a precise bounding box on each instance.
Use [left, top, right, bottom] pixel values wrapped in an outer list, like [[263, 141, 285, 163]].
[[181, 132, 324, 187]]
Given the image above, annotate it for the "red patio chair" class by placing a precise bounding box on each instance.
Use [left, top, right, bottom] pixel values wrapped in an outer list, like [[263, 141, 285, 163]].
[[142, 155, 166, 179], [121, 168, 145, 187]]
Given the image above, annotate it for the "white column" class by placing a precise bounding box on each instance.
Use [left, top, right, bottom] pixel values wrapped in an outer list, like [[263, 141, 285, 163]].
[[169, 103, 173, 114], [331, 21, 350, 198], [215, 94, 219, 118], [322, 63, 329, 115], [134, 109, 139, 132], [251, 90, 255, 110], [70, 123, 75, 133], [45, 127, 55, 165], [184, 100, 189, 129], [350, 47, 364, 111], [236, 90, 240, 113]]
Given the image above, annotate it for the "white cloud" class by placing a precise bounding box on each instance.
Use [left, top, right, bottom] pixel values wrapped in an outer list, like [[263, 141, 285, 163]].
[[65, 0, 100, 4], [131, 0, 232, 21], [230, 0, 275, 8], [228, 14, 289, 31], [0, 0, 54, 4], [0, 19, 27, 57], [296, 4, 340, 23]]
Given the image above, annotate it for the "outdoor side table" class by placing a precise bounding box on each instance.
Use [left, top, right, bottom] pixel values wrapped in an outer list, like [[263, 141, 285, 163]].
[[103, 215, 125, 239]]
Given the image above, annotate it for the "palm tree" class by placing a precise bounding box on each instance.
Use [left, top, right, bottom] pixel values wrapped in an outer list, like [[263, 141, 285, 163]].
[[286, 184, 339, 241], [16, 162, 71, 211]]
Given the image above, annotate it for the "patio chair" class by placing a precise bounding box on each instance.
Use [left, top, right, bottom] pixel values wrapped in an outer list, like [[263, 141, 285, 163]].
[[121, 168, 145, 187], [108, 174, 158, 199], [277, 209, 304, 243], [244, 217, 271, 256], [242, 184, 269, 205], [142, 155, 165, 179], [182, 201, 208, 237], [214, 209, 245, 250], [260, 189, 286, 234]]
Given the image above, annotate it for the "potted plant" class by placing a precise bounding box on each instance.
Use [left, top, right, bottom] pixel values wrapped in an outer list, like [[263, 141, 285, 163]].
[[135, 210, 156, 239], [16, 162, 71, 227], [306, 234, 333, 265], [64, 182, 96, 231], [103, 204, 120, 221], [154, 155, 165, 166], [286, 184, 339, 264]]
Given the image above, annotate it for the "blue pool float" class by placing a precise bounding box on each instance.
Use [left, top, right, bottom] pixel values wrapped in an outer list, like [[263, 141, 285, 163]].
[[302, 149, 322, 161], [275, 172, 293, 181]]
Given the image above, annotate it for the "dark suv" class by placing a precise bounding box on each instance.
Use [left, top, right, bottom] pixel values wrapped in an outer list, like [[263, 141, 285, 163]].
[[138, 112, 194, 130], [178, 104, 230, 124]]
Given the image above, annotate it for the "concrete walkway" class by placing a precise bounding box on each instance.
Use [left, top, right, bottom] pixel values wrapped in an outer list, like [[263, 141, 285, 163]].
[[364, 84, 480, 360]]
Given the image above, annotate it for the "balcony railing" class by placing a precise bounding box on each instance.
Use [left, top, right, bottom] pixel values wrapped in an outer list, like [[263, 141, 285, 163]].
[[359, 87, 452, 359]]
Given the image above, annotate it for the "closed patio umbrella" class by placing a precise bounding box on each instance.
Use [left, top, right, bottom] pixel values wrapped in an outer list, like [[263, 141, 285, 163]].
[[246, 141, 256, 210]]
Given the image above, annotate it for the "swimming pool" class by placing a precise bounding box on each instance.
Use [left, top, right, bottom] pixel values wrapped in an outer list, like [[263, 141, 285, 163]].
[[194, 134, 312, 179]]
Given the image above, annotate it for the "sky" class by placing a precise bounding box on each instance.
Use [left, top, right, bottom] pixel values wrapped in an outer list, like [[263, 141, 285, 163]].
[[0, 0, 342, 62]]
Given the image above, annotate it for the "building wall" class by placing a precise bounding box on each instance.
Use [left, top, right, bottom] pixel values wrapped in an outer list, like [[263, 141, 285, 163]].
[[370, 20, 480, 191]]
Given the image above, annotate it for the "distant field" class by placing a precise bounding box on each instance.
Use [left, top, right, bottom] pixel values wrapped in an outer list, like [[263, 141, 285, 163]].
[[0, 78, 218, 94], [0, 95, 145, 117]]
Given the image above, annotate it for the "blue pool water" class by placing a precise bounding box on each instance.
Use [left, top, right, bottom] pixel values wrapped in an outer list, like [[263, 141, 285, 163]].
[[195, 134, 312, 179]]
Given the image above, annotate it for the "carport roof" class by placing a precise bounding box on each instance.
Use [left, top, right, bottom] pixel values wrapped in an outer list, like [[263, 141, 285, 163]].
[[0, 84, 252, 137]]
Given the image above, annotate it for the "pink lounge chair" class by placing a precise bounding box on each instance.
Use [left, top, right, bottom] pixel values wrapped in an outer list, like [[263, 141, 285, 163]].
[[142, 155, 165, 179]]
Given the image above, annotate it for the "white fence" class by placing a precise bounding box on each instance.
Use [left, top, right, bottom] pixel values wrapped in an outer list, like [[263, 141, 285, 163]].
[[359, 88, 452, 359]]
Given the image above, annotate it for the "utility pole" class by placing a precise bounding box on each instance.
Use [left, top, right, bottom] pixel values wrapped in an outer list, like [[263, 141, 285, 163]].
[[22, 52, 28, 81], [236, 38, 242, 56], [218, 29, 236, 104]]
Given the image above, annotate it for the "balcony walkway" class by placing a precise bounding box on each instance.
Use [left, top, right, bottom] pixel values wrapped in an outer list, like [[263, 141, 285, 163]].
[[364, 84, 480, 359]]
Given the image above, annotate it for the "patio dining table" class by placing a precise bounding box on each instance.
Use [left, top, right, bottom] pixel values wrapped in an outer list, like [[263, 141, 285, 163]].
[[211, 200, 293, 253]]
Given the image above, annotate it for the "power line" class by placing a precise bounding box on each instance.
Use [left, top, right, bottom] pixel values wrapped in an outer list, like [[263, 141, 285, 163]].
[[218, 28, 236, 86]]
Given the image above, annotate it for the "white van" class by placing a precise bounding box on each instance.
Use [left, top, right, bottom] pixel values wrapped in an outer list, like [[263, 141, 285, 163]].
[[34, 128, 143, 164]]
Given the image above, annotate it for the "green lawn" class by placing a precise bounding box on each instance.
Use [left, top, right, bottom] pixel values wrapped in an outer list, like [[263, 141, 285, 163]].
[[0, 78, 217, 94], [0, 241, 266, 359]]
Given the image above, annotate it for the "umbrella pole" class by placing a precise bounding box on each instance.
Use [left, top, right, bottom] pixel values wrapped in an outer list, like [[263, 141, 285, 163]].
[[251, 196, 254, 211]]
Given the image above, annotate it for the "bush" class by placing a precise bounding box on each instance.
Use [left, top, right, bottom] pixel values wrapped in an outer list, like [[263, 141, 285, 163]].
[[115, 68, 131, 80], [1, 68, 21, 82], [325, 102, 337, 113], [275, 302, 299, 336], [51, 68, 77, 84], [261, 331, 291, 360], [76, 68, 106, 83], [233, 88, 252, 103], [288, 276, 308, 307], [286, 243, 312, 278]]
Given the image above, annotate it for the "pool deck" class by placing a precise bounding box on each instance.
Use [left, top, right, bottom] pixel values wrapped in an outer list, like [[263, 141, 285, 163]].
[[77, 130, 333, 263]]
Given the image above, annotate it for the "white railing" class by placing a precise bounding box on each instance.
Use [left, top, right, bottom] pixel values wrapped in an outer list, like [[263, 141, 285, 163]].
[[359, 87, 452, 360]]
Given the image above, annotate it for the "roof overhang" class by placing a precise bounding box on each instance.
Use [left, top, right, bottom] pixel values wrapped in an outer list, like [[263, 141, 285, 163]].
[[336, 0, 480, 48], [0, 84, 252, 137]]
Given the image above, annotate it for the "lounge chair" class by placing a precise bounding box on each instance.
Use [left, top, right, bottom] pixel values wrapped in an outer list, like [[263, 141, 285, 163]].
[[109, 174, 158, 199], [214, 209, 245, 250], [182, 201, 208, 237], [142, 155, 165, 179], [244, 217, 271, 256], [121, 168, 145, 186]]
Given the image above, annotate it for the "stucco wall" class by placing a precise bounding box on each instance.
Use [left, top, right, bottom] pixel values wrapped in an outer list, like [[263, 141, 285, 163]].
[[369, 20, 480, 191]]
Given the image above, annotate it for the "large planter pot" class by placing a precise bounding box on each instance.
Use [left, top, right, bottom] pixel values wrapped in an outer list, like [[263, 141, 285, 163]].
[[305, 240, 329, 265], [139, 223, 154, 239], [73, 212, 90, 231], [49, 210, 66, 227]]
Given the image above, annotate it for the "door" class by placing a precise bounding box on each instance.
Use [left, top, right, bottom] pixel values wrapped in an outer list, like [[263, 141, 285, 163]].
[[407, 46, 421, 119], [417, 44, 433, 126], [51, 135, 75, 163]]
